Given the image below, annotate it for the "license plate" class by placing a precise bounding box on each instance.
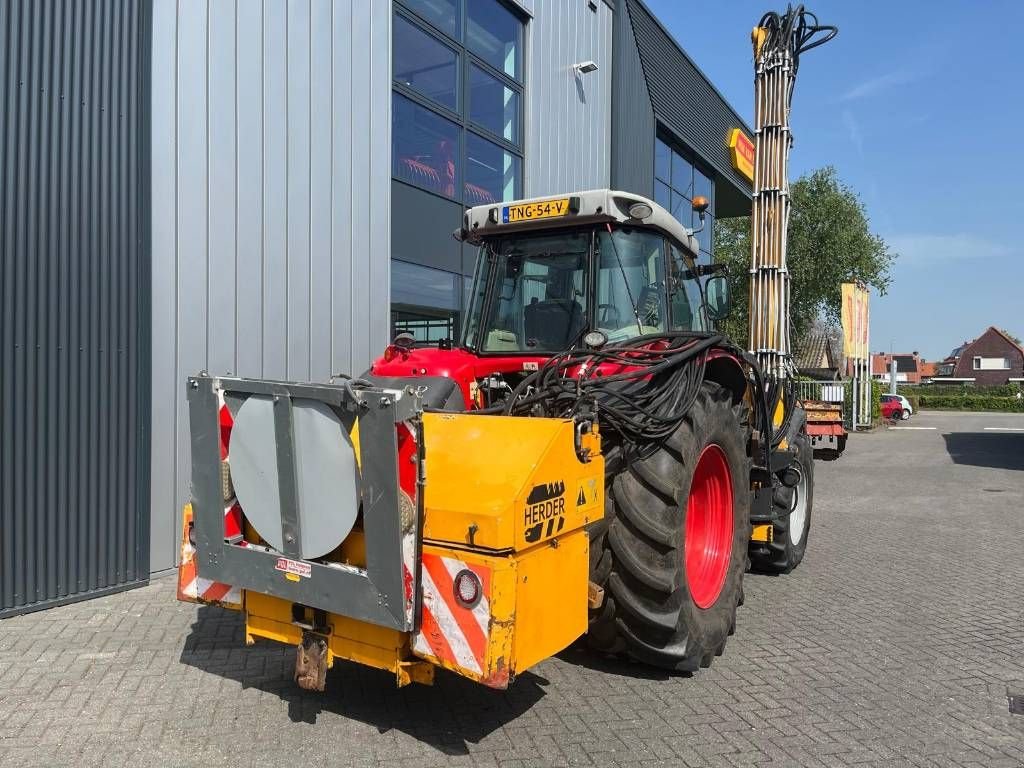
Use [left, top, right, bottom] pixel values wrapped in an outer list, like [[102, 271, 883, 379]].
[[502, 198, 570, 223]]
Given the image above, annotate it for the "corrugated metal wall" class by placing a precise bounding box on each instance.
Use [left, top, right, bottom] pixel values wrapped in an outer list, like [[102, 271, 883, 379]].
[[149, 0, 391, 572], [1, 0, 152, 615], [624, 0, 752, 216], [610, 0, 655, 196], [525, 0, 613, 196]]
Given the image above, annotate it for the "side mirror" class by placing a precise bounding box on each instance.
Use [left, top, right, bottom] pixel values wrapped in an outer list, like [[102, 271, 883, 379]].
[[704, 274, 732, 321]]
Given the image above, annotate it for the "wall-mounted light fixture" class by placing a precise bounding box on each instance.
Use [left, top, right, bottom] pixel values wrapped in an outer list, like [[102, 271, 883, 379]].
[[574, 60, 598, 74]]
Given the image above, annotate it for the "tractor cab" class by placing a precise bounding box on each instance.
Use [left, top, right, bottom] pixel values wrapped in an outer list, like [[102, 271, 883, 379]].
[[456, 189, 729, 355]]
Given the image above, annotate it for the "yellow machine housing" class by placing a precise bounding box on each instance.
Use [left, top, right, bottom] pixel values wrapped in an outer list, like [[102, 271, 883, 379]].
[[179, 412, 603, 689]]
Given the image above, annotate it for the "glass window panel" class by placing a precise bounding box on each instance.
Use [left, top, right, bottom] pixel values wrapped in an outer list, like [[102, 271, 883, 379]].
[[401, 0, 459, 39], [668, 245, 707, 332], [392, 309, 458, 342], [394, 14, 458, 111], [670, 191, 690, 229], [392, 93, 460, 198], [694, 212, 713, 256], [467, 0, 521, 79], [655, 138, 671, 183], [465, 132, 520, 204], [462, 253, 490, 348], [672, 150, 693, 197], [693, 166, 713, 205], [391, 259, 460, 310], [654, 180, 671, 212], [469, 64, 519, 144], [595, 229, 667, 341], [477, 232, 590, 352]]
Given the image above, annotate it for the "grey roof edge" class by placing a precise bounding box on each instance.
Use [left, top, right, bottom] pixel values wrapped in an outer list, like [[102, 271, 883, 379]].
[[629, 0, 754, 140], [464, 188, 702, 257], [622, 0, 753, 214]]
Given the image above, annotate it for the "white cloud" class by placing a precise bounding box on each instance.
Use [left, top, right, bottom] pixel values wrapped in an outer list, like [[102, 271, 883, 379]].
[[839, 69, 921, 102], [887, 233, 1012, 262]]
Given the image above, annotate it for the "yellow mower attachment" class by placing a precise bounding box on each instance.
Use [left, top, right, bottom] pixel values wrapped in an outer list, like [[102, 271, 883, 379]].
[[178, 378, 602, 691], [410, 413, 603, 687]]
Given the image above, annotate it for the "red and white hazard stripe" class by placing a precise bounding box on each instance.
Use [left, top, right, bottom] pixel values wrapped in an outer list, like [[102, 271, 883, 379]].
[[413, 553, 491, 677], [176, 505, 241, 607], [177, 542, 242, 605], [224, 500, 243, 541]]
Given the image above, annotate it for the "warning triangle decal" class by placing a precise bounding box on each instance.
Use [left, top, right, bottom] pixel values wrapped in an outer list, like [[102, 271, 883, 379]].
[[577, 486, 586, 506]]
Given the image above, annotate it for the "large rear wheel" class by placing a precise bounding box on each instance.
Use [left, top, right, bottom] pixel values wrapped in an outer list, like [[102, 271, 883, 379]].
[[587, 381, 752, 671]]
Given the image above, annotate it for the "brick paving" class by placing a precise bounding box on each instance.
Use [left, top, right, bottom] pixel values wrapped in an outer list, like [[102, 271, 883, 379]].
[[2, 410, 1023, 767]]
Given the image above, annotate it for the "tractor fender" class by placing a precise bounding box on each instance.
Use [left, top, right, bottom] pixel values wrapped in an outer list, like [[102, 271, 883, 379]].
[[703, 352, 749, 405]]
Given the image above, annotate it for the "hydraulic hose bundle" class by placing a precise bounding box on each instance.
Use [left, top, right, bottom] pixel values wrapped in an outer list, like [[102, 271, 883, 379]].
[[504, 333, 713, 428], [748, 6, 836, 381], [467, 333, 778, 468]]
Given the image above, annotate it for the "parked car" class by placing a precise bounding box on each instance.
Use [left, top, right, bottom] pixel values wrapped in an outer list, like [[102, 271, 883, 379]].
[[880, 394, 912, 420], [880, 397, 903, 421]]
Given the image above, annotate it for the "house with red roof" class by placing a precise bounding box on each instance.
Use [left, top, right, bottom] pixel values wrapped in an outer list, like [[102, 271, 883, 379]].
[[871, 352, 925, 384], [934, 327, 1024, 385]]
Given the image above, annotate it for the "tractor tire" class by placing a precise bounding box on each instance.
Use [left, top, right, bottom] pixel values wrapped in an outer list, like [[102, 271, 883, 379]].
[[749, 431, 814, 573], [587, 381, 752, 671]]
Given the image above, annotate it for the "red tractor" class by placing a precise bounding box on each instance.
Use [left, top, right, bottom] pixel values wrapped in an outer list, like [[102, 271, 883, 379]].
[[364, 188, 813, 670]]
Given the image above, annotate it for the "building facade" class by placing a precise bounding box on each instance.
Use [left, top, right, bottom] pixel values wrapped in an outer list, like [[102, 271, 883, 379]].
[[1, 0, 753, 613], [935, 327, 1024, 386], [871, 352, 925, 385]]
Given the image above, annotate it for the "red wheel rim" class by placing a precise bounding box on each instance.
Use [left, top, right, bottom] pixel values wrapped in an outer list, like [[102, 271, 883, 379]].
[[684, 444, 734, 609]]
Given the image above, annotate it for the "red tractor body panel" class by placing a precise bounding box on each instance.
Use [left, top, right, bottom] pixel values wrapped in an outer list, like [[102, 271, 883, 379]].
[[369, 342, 750, 408]]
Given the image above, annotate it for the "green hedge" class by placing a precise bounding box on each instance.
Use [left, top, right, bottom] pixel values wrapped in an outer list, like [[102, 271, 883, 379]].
[[900, 393, 920, 411], [899, 383, 1023, 397], [894, 382, 1024, 413], [916, 394, 1024, 412]]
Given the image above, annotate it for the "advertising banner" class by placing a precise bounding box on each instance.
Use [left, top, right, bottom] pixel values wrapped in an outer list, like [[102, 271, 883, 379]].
[[841, 283, 869, 359]]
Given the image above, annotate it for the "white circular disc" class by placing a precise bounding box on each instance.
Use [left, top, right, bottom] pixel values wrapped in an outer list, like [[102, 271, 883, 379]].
[[229, 395, 360, 559]]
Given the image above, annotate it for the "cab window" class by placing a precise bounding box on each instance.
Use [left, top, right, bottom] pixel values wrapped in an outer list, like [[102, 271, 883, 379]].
[[595, 229, 666, 343], [668, 245, 707, 332], [478, 232, 589, 352]]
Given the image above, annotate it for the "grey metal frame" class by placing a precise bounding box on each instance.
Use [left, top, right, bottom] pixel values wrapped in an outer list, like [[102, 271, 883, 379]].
[[186, 375, 422, 631]]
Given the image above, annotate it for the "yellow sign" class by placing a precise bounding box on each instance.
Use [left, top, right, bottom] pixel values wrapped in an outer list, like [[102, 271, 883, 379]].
[[841, 283, 870, 359], [502, 198, 570, 223], [728, 128, 755, 183]]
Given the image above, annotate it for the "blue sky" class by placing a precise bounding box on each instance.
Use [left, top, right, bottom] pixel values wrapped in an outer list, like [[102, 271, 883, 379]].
[[645, 0, 1024, 360]]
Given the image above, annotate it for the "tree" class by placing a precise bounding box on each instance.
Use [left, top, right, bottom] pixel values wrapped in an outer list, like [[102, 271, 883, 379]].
[[714, 166, 895, 345]]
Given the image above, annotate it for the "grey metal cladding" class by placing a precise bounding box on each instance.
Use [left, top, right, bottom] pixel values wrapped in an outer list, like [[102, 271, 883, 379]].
[[610, 0, 655, 196], [525, 0, 613, 196], [624, 0, 753, 216], [150, 0, 392, 572], [0, 0, 152, 616]]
